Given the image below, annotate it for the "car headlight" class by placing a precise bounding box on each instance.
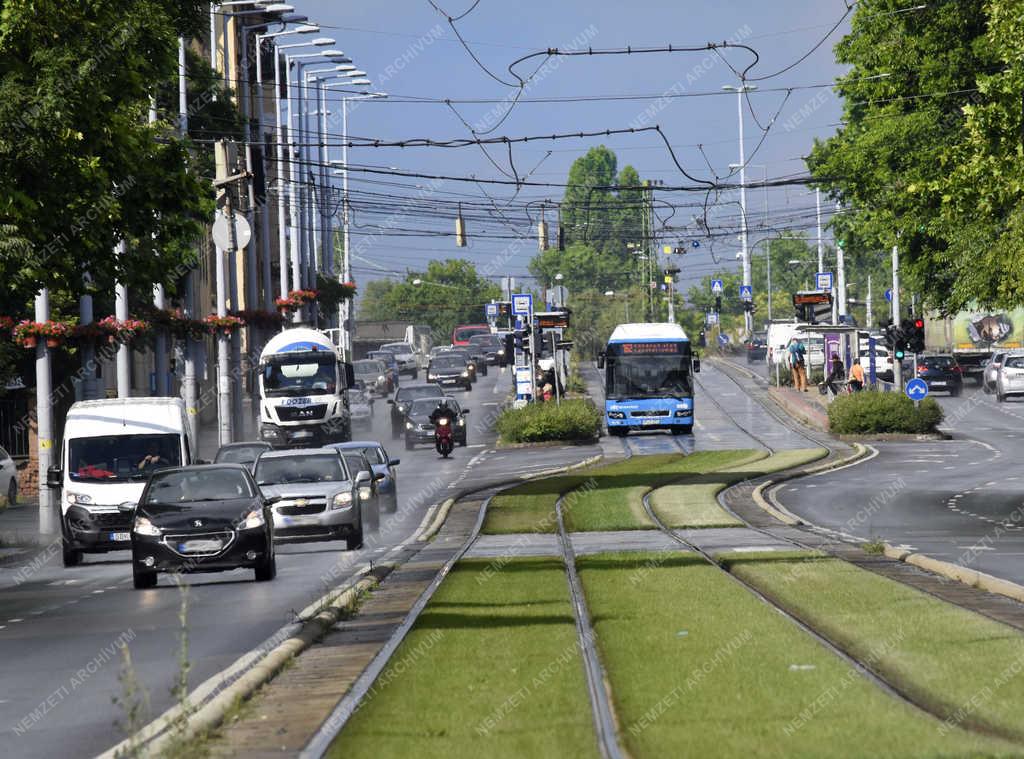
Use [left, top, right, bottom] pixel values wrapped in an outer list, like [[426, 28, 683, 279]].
[[359, 486, 373, 501], [468, 363, 475, 370], [427, 373, 437, 380], [378, 375, 385, 383], [607, 411, 626, 419], [406, 421, 414, 429], [332, 491, 353, 510], [133, 515, 162, 537], [461, 371, 469, 377], [66, 492, 93, 505], [458, 418, 465, 426], [239, 508, 266, 529]]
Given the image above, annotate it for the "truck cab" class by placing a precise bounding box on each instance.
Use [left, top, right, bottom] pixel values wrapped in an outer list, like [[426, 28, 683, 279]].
[[258, 328, 354, 448]]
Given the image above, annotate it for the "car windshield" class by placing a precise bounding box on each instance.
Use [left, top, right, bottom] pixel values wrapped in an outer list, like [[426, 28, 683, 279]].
[[347, 389, 368, 404], [368, 352, 394, 365], [454, 326, 490, 342], [215, 445, 268, 465], [607, 355, 693, 400], [396, 386, 445, 404], [262, 355, 336, 397], [925, 357, 956, 369], [255, 455, 347, 485], [431, 356, 465, 370], [469, 335, 500, 346], [354, 360, 384, 375], [352, 446, 387, 464], [342, 453, 370, 475], [410, 399, 452, 416], [144, 468, 253, 504], [1005, 356, 1024, 369], [69, 433, 181, 482], [383, 343, 413, 353]]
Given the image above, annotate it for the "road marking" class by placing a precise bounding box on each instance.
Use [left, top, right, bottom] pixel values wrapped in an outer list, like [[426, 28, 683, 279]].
[[8, 618, 22, 623], [466, 444, 486, 449]]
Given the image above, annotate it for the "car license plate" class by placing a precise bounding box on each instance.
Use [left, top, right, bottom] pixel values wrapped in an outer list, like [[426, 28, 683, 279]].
[[932, 381, 946, 387], [178, 539, 222, 554], [109, 532, 130, 542], [291, 430, 313, 439], [641, 418, 660, 426]]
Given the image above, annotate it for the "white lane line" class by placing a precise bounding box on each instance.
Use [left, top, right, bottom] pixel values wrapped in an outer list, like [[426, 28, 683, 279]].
[[8, 618, 23, 623]]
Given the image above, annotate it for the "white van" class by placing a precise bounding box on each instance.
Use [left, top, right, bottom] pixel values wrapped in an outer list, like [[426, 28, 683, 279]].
[[766, 323, 824, 370], [47, 398, 195, 567]]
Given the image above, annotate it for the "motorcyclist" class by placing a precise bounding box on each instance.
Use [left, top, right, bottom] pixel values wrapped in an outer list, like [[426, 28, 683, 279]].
[[429, 399, 458, 427]]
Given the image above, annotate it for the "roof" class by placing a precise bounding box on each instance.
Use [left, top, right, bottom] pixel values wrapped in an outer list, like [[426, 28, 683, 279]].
[[261, 328, 336, 358], [608, 323, 689, 343], [65, 397, 186, 438], [333, 441, 383, 449], [257, 448, 341, 460]]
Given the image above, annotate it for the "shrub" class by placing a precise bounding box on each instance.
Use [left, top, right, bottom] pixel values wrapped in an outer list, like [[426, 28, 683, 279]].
[[827, 390, 943, 434], [495, 398, 602, 443]]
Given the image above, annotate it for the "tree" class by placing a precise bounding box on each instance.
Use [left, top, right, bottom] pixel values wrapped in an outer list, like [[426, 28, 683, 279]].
[[0, 1, 211, 307], [358, 259, 501, 343], [806, 0, 992, 311]]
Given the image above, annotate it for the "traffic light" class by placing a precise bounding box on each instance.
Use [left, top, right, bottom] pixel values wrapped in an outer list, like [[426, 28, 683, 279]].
[[715, 296, 722, 313], [908, 317, 925, 353], [502, 333, 514, 367]]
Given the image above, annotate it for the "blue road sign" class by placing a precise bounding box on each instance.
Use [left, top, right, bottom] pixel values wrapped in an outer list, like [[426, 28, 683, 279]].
[[711, 279, 724, 295], [905, 378, 929, 401], [739, 285, 753, 301], [884, 288, 893, 303], [484, 303, 498, 317], [691, 240, 700, 248], [511, 293, 533, 316], [717, 333, 730, 346], [815, 271, 834, 291]]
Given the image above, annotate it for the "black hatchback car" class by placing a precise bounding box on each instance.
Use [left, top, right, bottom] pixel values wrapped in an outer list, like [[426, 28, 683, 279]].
[[130, 464, 276, 589], [388, 384, 447, 438], [427, 354, 473, 391], [745, 332, 768, 363], [915, 355, 963, 396]]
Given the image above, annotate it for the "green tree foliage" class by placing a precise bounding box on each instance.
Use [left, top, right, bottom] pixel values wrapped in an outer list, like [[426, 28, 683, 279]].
[[358, 259, 501, 343], [0, 0, 211, 307], [806, 1, 993, 311]]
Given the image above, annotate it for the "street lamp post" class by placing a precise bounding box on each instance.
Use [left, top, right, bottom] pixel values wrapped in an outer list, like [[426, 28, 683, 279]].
[[723, 83, 757, 335]]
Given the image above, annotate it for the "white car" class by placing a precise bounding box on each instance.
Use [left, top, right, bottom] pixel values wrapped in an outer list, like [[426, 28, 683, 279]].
[[983, 351, 1008, 394], [380, 342, 419, 379], [0, 446, 17, 505], [859, 346, 894, 381], [996, 353, 1024, 402]]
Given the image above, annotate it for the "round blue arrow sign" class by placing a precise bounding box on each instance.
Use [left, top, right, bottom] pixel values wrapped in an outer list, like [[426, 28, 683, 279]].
[[905, 378, 929, 400]]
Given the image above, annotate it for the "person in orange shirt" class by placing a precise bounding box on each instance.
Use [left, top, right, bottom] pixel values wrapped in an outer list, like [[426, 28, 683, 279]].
[[849, 358, 865, 391]]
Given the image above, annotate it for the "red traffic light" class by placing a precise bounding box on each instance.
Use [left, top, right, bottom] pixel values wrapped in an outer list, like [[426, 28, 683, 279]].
[[914, 318, 924, 329]]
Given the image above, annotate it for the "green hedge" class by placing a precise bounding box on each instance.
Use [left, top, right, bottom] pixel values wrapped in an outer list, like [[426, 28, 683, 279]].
[[495, 398, 602, 443], [828, 390, 943, 434]]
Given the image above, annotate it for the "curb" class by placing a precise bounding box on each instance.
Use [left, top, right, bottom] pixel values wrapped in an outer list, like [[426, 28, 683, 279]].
[[883, 543, 1024, 604], [98, 564, 395, 759], [751, 443, 872, 526]]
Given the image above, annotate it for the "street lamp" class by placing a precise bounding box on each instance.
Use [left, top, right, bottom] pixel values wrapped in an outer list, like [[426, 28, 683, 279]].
[[723, 83, 757, 336]]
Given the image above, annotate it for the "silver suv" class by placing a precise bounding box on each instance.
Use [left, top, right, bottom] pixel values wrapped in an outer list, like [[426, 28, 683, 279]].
[[254, 449, 367, 550], [380, 342, 419, 379]]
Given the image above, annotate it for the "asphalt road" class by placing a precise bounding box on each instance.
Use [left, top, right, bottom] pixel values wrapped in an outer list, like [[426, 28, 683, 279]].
[[774, 380, 1024, 584], [0, 369, 595, 759]]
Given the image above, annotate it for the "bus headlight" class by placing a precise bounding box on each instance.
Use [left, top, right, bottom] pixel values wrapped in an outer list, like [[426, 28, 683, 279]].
[[607, 411, 626, 419], [674, 410, 692, 417]]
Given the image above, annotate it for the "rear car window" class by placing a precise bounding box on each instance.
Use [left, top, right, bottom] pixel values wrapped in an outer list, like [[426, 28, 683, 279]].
[[924, 357, 955, 369]]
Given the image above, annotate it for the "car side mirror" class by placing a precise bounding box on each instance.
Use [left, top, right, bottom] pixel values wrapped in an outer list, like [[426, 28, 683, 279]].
[[387, 399, 395, 404], [263, 494, 282, 506], [462, 409, 470, 415], [374, 472, 386, 481], [46, 465, 62, 489], [693, 358, 701, 373], [388, 458, 400, 467], [117, 501, 135, 514], [596, 352, 605, 369], [354, 470, 371, 484]]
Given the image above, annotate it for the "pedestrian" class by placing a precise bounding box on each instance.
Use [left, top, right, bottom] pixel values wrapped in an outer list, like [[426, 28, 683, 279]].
[[849, 358, 865, 391], [788, 336, 808, 391], [824, 352, 846, 396]]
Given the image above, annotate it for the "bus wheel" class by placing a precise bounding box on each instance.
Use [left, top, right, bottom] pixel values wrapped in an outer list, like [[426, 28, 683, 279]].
[[671, 427, 685, 436], [608, 428, 627, 437]]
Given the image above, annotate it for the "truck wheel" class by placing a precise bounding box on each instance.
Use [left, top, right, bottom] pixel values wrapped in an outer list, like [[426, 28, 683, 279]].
[[62, 538, 82, 568], [609, 428, 627, 438]]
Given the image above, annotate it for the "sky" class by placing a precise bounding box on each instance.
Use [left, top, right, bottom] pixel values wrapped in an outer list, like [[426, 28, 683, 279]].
[[296, 0, 853, 293]]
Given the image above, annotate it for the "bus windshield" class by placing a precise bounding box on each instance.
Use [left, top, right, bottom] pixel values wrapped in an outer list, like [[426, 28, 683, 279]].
[[262, 355, 336, 397], [607, 354, 692, 400]]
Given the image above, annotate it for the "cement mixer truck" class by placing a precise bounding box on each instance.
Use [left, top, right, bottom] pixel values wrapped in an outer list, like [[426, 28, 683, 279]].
[[258, 328, 354, 447]]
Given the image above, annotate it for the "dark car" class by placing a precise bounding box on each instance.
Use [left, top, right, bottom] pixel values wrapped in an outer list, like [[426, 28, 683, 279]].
[[388, 384, 447, 438], [427, 354, 472, 391], [329, 441, 400, 513], [745, 332, 768, 363], [469, 333, 504, 365], [404, 398, 469, 450], [130, 464, 276, 589], [213, 441, 273, 471], [916, 355, 963, 396]]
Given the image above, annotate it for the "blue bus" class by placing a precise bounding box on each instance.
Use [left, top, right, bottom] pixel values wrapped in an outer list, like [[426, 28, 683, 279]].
[[597, 323, 700, 436]]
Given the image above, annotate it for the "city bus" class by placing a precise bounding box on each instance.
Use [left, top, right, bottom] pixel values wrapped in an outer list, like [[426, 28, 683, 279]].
[[597, 323, 700, 436]]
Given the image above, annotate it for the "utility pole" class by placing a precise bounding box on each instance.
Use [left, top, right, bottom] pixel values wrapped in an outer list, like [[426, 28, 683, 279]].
[[815, 188, 824, 273], [79, 287, 98, 400], [115, 240, 130, 397], [179, 34, 199, 449], [35, 290, 55, 534], [866, 274, 873, 329], [836, 239, 847, 320], [892, 241, 902, 390], [341, 97, 353, 358]]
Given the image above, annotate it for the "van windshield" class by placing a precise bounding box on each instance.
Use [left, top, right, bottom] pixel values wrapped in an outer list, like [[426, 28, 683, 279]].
[[69, 434, 181, 482]]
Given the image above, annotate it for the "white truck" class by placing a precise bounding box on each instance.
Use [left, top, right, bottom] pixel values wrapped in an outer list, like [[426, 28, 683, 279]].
[[258, 328, 354, 448], [47, 397, 196, 567]]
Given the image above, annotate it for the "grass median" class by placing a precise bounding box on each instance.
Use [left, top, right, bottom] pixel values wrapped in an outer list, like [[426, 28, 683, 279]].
[[329, 558, 597, 759], [724, 552, 1024, 743], [577, 551, 1018, 758]]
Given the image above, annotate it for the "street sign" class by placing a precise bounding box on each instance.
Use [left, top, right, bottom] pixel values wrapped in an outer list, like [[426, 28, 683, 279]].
[[511, 293, 533, 316], [739, 285, 753, 301], [717, 333, 730, 346], [514, 366, 533, 398], [815, 271, 834, 291], [884, 288, 893, 303], [212, 211, 252, 251], [711, 279, 724, 295], [549, 285, 569, 307], [706, 312, 719, 325], [905, 378, 929, 401], [484, 303, 498, 318], [536, 311, 570, 329]]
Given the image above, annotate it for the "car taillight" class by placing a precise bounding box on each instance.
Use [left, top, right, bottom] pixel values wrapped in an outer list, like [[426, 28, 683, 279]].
[[917, 365, 928, 373], [952, 365, 962, 373]]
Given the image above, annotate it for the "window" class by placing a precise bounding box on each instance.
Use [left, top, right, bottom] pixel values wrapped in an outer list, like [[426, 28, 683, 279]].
[[262, 356, 336, 397], [69, 434, 181, 482], [1004, 356, 1024, 370], [255, 455, 347, 485], [144, 468, 253, 504]]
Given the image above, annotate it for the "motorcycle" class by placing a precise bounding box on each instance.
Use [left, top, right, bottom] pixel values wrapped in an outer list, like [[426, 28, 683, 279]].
[[434, 417, 454, 458]]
